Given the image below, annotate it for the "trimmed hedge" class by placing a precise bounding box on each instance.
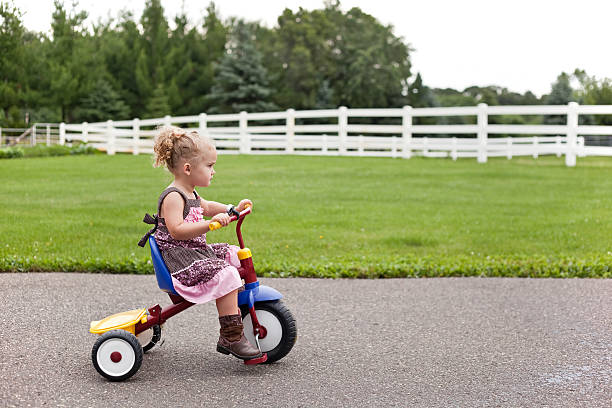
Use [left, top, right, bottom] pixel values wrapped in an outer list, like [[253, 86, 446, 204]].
[[0, 146, 24, 158], [0, 144, 98, 159]]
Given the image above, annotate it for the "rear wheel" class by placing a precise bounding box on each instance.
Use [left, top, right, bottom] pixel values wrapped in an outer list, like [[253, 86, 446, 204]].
[[92, 330, 143, 381], [240, 300, 297, 363]]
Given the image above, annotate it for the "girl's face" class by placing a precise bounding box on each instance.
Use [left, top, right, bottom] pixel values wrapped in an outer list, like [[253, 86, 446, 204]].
[[189, 146, 217, 187]]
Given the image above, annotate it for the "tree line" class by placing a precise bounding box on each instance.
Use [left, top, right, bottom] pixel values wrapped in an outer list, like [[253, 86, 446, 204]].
[[1, 0, 611, 128]]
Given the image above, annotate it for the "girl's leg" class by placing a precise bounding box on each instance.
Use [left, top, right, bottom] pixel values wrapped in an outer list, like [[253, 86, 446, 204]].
[[225, 244, 241, 268], [215, 267, 260, 359], [216, 289, 239, 316], [216, 290, 261, 359]]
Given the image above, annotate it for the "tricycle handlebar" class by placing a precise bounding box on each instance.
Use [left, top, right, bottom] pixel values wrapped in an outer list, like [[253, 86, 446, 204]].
[[208, 205, 252, 231]]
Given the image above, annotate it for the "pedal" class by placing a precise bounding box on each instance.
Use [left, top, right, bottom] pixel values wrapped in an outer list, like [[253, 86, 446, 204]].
[[243, 333, 267, 365], [244, 353, 267, 365], [253, 332, 262, 352]]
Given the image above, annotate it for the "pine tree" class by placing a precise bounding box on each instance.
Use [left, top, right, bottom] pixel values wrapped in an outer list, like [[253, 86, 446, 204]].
[[47, 1, 104, 122], [315, 79, 334, 109], [140, 0, 168, 85], [73, 79, 130, 122], [145, 83, 171, 118], [134, 48, 152, 116], [0, 1, 26, 126], [207, 21, 277, 113], [191, 2, 228, 113], [99, 11, 140, 118]]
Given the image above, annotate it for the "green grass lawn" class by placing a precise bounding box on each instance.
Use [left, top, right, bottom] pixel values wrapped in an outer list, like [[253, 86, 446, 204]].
[[1, 154, 611, 277]]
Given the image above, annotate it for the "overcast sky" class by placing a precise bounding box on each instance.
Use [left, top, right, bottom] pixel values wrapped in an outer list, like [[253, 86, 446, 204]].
[[15, 0, 612, 97]]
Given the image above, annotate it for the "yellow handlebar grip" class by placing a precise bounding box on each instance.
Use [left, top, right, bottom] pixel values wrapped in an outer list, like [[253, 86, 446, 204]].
[[209, 221, 221, 231], [245, 203, 252, 208]]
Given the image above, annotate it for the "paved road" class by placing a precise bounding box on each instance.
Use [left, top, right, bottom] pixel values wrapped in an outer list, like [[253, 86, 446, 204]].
[[1, 273, 611, 407]]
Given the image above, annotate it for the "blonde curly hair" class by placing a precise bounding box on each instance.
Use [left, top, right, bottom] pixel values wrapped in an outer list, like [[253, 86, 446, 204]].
[[153, 126, 213, 170]]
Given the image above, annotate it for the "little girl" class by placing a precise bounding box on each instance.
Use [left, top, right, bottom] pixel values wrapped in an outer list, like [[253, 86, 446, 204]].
[[138, 125, 261, 361]]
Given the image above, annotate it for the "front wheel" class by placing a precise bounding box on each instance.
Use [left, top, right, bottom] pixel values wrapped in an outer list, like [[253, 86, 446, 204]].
[[241, 300, 297, 363]]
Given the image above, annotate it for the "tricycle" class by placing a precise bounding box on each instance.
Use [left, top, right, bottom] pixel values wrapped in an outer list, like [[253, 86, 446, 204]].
[[89, 205, 297, 381]]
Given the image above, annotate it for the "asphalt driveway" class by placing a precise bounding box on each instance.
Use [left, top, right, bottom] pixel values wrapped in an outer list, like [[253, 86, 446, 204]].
[[1, 273, 610, 407]]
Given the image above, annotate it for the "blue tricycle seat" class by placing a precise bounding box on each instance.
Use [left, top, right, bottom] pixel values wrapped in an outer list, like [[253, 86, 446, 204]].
[[148, 236, 178, 295], [148, 236, 283, 308]]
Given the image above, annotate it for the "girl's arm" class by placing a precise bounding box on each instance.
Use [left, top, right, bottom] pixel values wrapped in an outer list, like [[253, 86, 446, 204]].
[[161, 192, 227, 240], [201, 198, 253, 218], [201, 199, 230, 218]]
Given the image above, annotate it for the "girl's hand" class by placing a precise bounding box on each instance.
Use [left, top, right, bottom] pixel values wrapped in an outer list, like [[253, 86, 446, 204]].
[[237, 199, 253, 212], [211, 213, 231, 227]]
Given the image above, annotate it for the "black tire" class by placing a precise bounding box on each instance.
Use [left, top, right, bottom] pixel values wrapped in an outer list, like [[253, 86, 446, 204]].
[[141, 324, 162, 353], [92, 330, 143, 382], [240, 300, 297, 363]]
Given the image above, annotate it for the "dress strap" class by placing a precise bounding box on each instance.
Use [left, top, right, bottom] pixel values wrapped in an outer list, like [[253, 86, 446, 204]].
[[156, 187, 190, 217], [137, 187, 190, 247]]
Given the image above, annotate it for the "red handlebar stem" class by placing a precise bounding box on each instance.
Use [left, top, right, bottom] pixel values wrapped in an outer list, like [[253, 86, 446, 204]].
[[226, 206, 251, 249]]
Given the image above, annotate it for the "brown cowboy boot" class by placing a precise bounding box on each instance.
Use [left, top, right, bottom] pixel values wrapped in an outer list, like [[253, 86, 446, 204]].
[[216, 314, 262, 360]]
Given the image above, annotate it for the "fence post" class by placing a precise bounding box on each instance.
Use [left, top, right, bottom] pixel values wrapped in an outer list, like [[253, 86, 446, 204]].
[[82, 122, 88, 144], [322, 134, 328, 153], [132, 118, 140, 155], [239, 111, 249, 154], [286, 108, 295, 154], [451, 137, 457, 160], [164, 115, 171, 127], [338, 106, 347, 155], [555, 136, 562, 157], [402, 105, 412, 159], [565, 102, 578, 166], [391, 136, 397, 158], [107, 120, 115, 155], [198, 113, 207, 138], [0, 127, 3, 146], [532, 136, 538, 159], [507, 137, 512, 160], [32, 125, 36, 146], [59, 123, 66, 145], [477, 103, 488, 163], [46, 125, 51, 146]]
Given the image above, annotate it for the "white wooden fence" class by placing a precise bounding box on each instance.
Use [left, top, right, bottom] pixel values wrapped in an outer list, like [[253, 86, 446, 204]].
[[0, 124, 61, 147], [56, 102, 612, 166]]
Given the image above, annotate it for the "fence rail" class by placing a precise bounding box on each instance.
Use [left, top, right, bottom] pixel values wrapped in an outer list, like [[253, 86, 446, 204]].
[[0, 124, 61, 147], [4, 104, 612, 166]]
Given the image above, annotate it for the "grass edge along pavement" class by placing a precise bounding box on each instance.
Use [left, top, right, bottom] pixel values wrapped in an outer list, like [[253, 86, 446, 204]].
[[1, 154, 611, 278], [1, 253, 610, 278]]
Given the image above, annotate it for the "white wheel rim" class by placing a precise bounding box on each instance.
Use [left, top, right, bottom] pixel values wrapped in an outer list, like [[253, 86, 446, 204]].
[[243, 309, 283, 353], [97, 338, 136, 377]]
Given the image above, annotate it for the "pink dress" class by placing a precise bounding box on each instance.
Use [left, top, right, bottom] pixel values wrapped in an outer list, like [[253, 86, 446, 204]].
[[144, 187, 242, 304]]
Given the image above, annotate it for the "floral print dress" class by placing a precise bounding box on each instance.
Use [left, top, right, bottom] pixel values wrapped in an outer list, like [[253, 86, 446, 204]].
[[139, 187, 242, 303]]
